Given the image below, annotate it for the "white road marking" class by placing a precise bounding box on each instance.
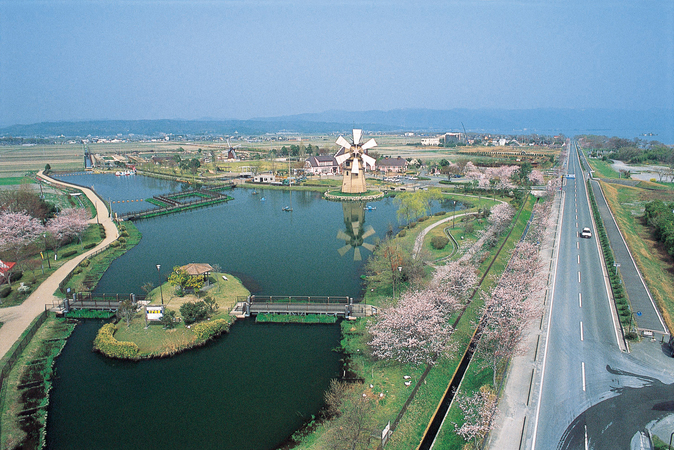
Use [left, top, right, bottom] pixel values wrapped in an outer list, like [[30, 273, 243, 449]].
[[585, 425, 589, 450], [582, 362, 586, 391], [577, 242, 579, 249], [576, 215, 578, 220], [578, 255, 580, 264], [578, 271, 581, 283], [579, 293, 582, 308], [580, 322, 584, 341]]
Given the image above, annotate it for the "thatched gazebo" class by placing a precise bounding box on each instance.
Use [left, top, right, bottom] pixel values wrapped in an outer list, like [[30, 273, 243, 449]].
[[180, 263, 214, 286]]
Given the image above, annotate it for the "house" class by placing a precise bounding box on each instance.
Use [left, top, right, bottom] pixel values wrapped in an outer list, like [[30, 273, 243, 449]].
[[377, 156, 408, 173], [304, 155, 340, 175], [442, 132, 463, 143], [421, 137, 441, 146], [253, 173, 276, 183]]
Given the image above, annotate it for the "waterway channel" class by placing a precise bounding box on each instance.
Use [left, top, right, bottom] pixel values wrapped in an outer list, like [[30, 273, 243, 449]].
[[46, 173, 464, 449]]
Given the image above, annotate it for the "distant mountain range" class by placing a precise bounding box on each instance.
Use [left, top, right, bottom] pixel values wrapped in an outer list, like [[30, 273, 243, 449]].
[[1, 108, 672, 142]]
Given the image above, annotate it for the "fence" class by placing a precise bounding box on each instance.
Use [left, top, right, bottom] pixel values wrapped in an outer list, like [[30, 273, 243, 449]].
[[0, 310, 48, 396], [57, 240, 112, 294]]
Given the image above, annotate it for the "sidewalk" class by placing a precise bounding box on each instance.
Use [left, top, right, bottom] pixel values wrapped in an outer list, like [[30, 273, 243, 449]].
[[0, 172, 119, 361], [486, 190, 563, 450]]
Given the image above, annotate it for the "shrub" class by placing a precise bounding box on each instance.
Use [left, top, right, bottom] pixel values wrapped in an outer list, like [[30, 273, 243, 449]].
[[121, 231, 129, 237], [118, 237, 127, 244], [408, 221, 417, 228], [9, 271, 22, 283], [192, 319, 230, 342], [434, 211, 446, 216], [398, 230, 407, 238], [0, 285, 11, 298], [110, 241, 120, 247], [93, 323, 140, 359], [180, 300, 209, 325], [84, 242, 96, 249], [79, 259, 91, 267], [625, 331, 639, 341], [62, 249, 77, 257], [418, 216, 429, 222], [431, 235, 450, 250]]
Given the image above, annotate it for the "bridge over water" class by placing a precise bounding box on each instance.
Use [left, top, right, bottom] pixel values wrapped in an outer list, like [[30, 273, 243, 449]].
[[230, 295, 378, 320]]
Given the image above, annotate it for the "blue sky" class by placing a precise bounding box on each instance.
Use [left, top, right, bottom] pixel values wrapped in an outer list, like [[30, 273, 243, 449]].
[[1, 0, 672, 126]]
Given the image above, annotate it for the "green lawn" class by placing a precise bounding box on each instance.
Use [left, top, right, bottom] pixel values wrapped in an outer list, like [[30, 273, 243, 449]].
[[0, 176, 35, 185]]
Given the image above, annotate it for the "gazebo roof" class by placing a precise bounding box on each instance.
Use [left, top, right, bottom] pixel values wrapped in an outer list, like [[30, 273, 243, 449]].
[[180, 263, 214, 276]]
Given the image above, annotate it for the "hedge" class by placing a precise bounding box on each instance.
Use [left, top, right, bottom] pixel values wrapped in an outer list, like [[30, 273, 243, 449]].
[[61, 249, 77, 257], [0, 285, 11, 298], [192, 319, 230, 342], [93, 323, 140, 359]]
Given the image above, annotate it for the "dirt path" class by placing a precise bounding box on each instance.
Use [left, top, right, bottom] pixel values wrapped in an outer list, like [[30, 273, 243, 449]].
[[0, 171, 119, 360]]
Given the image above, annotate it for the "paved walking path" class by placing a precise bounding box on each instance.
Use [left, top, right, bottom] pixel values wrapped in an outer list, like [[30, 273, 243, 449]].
[[412, 212, 475, 259], [0, 171, 119, 361]]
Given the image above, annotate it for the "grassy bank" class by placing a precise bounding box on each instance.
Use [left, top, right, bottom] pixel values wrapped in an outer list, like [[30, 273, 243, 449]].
[[0, 315, 76, 450], [60, 222, 141, 295], [600, 181, 674, 332], [105, 273, 249, 358]]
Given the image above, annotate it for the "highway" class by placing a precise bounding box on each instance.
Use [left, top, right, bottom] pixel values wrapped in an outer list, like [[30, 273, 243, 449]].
[[530, 141, 674, 449]]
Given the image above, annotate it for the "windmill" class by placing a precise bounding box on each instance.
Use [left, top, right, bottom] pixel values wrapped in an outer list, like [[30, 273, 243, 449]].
[[335, 129, 377, 194], [336, 202, 378, 261], [225, 138, 241, 160]]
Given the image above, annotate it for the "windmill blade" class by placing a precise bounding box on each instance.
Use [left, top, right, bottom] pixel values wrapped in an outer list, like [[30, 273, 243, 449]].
[[351, 161, 359, 174], [352, 129, 362, 145], [362, 226, 375, 239], [337, 230, 351, 241], [335, 153, 351, 165], [353, 247, 362, 261], [338, 244, 352, 257], [362, 242, 376, 252], [336, 136, 351, 149], [233, 144, 242, 149], [351, 220, 360, 235], [361, 154, 376, 169], [361, 138, 377, 151]]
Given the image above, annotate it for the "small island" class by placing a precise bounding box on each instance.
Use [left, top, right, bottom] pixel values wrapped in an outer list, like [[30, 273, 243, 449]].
[[94, 266, 250, 360]]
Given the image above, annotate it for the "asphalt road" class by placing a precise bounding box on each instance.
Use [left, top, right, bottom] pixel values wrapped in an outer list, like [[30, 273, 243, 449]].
[[530, 142, 674, 449]]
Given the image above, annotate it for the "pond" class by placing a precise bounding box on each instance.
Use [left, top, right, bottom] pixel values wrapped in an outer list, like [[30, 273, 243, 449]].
[[47, 173, 465, 449]]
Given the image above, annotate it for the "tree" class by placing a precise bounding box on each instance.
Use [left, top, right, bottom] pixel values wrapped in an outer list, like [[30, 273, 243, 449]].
[[420, 188, 443, 216], [395, 192, 425, 226], [188, 158, 201, 174], [203, 295, 218, 313], [323, 386, 376, 450], [0, 211, 44, 285], [513, 162, 532, 185], [0, 185, 56, 220], [160, 309, 176, 329], [180, 300, 209, 324], [453, 385, 499, 448], [44, 163, 51, 174], [364, 239, 403, 296], [369, 290, 454, 366], [118, 299, 136, 327], [46, 208, 90, 254]]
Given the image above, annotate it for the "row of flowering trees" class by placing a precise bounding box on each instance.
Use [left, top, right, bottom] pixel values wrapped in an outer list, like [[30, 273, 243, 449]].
[[0, 208, 89, 285], [368, 201, 517, 366], [463, 161, 545, 189]]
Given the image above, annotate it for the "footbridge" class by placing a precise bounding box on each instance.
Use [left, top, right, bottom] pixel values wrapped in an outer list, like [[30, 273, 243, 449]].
[[47, 292, 146, 314], [230, 295, 378, 320]]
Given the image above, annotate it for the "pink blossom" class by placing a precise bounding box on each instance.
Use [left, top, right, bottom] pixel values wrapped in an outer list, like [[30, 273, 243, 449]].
[[453, 386, 499, 445], [369, 290, 455, 366], [0, 211, 44, 253], [46, 208, 90, 250]]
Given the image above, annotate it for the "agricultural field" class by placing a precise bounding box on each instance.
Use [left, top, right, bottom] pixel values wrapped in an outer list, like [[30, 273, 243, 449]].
[[0, 144, 84, 177]]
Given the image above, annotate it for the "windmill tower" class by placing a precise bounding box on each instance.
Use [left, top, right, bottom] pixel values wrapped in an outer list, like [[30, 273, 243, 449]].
[[335, 129, 377, 194]]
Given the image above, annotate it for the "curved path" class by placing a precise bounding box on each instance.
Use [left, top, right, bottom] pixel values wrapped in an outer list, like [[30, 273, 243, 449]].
[[0, 171, 119, 361]]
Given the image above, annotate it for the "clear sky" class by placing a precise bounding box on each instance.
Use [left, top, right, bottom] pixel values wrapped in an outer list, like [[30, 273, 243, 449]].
[[1, 0, 672, 126]]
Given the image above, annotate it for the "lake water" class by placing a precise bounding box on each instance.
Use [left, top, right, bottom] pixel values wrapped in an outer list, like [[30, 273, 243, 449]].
[[47, 173, 462, 449]]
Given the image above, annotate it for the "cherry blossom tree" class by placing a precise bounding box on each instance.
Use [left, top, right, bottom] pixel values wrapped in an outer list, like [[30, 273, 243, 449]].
[[478, 241, 542, 385], [0, 211, 44, 285], [487, 203, 515, 236], [429, 261, 478, 315], [529, 169, 545, 185], [453, 385, 499, 448], [46, 208, 90, 254], [369, 290, 455, 366]]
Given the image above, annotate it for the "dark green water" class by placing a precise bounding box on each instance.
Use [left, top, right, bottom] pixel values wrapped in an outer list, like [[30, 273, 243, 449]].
[[46, 319, 342, 450], [47, 174, 463, 449]]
